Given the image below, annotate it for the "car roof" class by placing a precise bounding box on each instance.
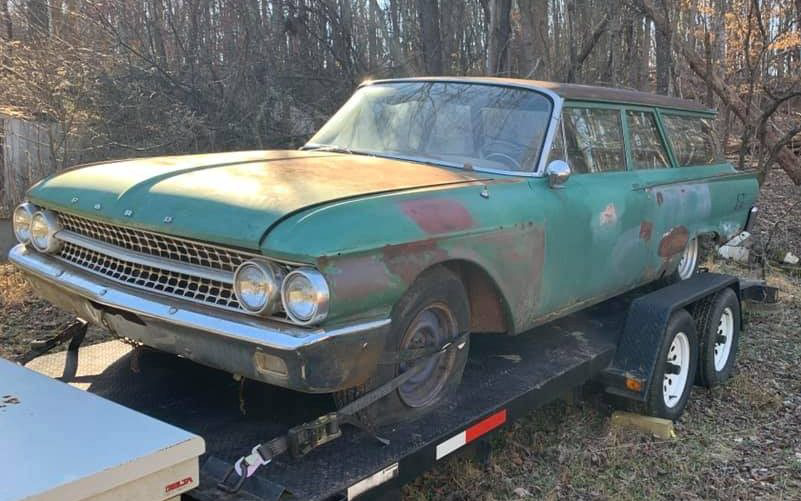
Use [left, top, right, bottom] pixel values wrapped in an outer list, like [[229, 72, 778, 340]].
[[366, 77, 715, 114]]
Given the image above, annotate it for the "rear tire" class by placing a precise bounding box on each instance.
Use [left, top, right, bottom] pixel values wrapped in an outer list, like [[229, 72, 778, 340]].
[[334, 266, 470, 428], [645, 309, 699, 421], [695, 288, 741, 388]]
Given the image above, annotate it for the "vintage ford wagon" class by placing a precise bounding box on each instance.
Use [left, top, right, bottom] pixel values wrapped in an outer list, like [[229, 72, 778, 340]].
[[9, 77, 759, 423]]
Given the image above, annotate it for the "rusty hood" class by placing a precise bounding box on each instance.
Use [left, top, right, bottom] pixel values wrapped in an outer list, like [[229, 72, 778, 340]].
[[26, 150, 489, 250]]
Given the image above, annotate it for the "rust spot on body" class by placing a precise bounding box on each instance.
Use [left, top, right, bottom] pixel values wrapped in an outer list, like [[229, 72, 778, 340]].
[[658, 226, 689, 257], [383, 238, 449, 284], [400, 198, 474, 235], [639, 221, 653, 241], [656, 192, 664, 205]]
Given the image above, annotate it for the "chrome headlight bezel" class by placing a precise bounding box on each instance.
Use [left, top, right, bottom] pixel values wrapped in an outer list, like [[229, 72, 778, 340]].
[[281, 268, 330, 325], [29, 210, 62, 253], [233, 259, 282, 315], [12, 202, 37, 244]]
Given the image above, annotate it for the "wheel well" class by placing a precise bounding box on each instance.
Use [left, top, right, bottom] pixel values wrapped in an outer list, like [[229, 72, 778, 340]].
[[439, 260, 511, 335]]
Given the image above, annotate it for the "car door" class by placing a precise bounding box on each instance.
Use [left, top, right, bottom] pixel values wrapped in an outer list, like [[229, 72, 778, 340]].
[[529, 105, 654, 319]]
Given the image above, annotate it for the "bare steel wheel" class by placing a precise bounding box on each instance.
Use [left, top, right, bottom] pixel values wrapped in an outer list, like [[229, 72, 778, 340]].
[[676, 237, 699, 280], [333, 266, 470, 427], [645, 309, 698, 421], [397, 303, 458, 408]]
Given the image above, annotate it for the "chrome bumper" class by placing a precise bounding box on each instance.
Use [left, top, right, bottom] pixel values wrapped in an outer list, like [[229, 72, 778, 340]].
[[8, 244, 391, 392]]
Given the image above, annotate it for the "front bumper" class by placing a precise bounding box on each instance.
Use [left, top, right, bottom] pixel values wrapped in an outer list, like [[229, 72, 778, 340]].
[[8, 244, 391, 393]]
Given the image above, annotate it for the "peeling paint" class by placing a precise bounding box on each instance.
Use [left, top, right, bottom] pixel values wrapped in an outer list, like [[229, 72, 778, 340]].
[[658, 226, 689, 257], [599, 203, 618, 225], [639, 221, 653, 241]]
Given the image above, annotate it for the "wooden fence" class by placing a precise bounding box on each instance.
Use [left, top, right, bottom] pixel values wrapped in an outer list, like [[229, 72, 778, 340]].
[[0, 114, 60, 217]]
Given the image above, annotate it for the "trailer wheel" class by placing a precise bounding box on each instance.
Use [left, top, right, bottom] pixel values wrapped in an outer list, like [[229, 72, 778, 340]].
[[645, 309, 698, 421], [334, 266, 470, 427], [695, 288, 740, 388]]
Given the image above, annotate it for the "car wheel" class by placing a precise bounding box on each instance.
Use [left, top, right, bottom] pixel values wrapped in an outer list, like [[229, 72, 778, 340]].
[[333, 266, 470, 428], [645, 309, 699, 421], [695, 288, 740, 388]]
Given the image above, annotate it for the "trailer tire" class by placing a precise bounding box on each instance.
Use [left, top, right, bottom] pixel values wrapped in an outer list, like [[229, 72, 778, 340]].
[[334, 266, 470, 428], [695, 288, 740, 388], [645, 309, 698, 421]]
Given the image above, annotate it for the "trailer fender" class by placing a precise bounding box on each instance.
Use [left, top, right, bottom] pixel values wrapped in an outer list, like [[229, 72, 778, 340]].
[[601, 272, 740, 401]]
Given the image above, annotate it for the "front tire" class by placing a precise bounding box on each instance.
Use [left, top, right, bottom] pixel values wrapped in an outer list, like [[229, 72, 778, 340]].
[[645, 309, 699, 421], [334, 266, 470, 428]]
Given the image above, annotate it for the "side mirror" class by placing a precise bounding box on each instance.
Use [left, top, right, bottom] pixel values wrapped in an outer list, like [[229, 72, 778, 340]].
[[546, 160, 571, 188]]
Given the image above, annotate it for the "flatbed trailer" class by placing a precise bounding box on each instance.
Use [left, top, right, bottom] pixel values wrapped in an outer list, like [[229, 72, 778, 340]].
[[15, 273, 775, 501]]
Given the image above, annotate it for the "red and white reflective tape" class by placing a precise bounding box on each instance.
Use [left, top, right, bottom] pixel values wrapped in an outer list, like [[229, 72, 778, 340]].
[[435, 409, 507, 460]]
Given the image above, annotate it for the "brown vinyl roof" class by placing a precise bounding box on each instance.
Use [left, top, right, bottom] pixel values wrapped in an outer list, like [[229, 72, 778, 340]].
[[368, 77, 715, 114]]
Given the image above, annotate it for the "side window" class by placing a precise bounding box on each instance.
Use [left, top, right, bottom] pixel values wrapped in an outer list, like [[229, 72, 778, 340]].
[[626, 110, 670, 169], [562, 108, 625, 173], [662, 115, 722, 166]]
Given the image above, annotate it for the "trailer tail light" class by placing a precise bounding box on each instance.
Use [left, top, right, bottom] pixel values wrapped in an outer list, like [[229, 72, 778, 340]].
[[625, 377, 644, 392], [435, 409, 507, 460]]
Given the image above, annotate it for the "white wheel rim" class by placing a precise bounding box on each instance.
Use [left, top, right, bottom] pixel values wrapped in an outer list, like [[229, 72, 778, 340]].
[[663, 332, 690, 408], [677, 237, 698, 280], [714, 307, 735, 371]]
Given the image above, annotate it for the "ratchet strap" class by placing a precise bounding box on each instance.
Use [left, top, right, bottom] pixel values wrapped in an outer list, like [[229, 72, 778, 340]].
[[218, 331, 469, 493]]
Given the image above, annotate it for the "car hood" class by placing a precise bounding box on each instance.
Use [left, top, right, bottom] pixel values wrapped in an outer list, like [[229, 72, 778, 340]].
[[27, 150, 489, 250]]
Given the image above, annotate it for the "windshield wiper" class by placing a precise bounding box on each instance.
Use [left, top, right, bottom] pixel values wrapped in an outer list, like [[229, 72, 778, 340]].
[[301, 144, 355, 154]]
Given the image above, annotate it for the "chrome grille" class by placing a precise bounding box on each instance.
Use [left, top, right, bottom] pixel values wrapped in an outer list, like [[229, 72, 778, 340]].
[[58, 212, 256, 273], [59, 241, 241, 311]]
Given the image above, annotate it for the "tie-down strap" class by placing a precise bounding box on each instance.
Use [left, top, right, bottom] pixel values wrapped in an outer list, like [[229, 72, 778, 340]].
[[218, 331, 470, 493]]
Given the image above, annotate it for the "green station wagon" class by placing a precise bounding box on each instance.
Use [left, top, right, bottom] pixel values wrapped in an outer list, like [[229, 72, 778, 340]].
[[9, 77, 758, 423]]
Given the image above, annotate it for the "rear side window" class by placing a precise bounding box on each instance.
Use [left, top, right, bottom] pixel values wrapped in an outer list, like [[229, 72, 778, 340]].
[[662, 115, 721, 166], [626, 111, 670, 169], [562, 108, 625, 173]]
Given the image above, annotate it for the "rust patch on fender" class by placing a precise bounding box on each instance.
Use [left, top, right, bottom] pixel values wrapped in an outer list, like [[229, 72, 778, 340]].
[[639, 221, 653, 241], [599, 203, 617, 225], [400, 198, 474, 235], [383, 238, 449, 284], [658, 226, 689, 257]]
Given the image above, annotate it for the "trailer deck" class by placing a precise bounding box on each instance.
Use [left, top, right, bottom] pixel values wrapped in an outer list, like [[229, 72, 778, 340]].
[[18, 275, 773, 501], [23, 293, 630, 501]]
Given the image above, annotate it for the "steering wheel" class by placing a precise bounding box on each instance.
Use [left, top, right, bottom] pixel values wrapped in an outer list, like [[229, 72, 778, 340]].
[[480, 140, 524, 170]]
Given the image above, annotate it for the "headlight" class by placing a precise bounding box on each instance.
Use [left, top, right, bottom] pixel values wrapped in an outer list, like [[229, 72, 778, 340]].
[[281, 268, 329, 325], [233, 260, 281, 315], [12, 202, 36, 243], [29, 210, 62, 253]]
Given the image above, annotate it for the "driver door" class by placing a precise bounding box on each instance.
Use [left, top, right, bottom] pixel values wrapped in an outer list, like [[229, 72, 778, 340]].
[[530, 105, 653, 317]]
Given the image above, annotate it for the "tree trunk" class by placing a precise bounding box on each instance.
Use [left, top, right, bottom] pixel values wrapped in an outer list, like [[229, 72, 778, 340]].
[[519, 0, 548, 79], [485, 0, 512, 75], [416, 0, 443, 74], [642, 0, 801, 185], [654, 1, 671, 94], [1, 0, 11, 41]]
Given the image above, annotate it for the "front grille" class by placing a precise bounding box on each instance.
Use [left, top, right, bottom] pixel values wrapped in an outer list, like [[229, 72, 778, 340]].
[[58, 212, 256, 273], [51, 212, 291, 317], [59, 240, 242, 311]]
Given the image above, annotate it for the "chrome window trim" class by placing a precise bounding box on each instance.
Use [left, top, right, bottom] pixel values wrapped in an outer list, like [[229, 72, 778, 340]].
[[321, 78, 566, 179], [56, 229, 234, 284]]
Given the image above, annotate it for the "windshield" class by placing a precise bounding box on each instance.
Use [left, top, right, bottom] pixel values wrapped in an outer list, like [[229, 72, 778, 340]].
[[307, 81, 553, 173]]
